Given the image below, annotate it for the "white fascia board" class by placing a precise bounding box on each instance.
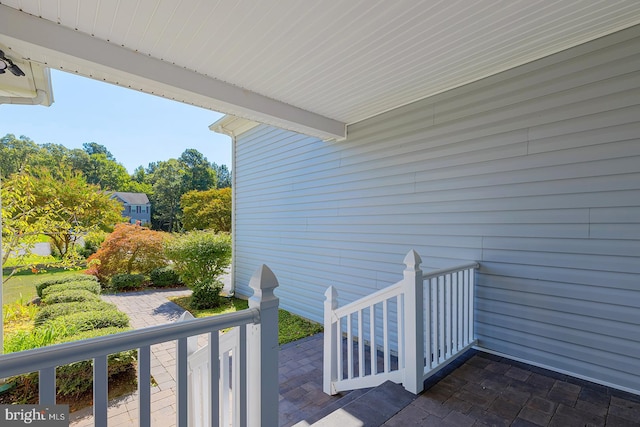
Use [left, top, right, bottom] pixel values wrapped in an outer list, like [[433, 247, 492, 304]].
[[0, 5, 346, 140]]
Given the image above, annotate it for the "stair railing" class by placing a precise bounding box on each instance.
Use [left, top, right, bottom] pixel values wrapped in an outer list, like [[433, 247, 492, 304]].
[[324, 250, 479, 395]]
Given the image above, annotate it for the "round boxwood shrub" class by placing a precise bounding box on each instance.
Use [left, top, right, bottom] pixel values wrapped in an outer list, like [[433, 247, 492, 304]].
[[42, 289, 101, 305], [40, 280, 102, 298], [109, 273, 146, 291], [34, 301, 117, 326], [190, 280, 224, 310], [150, 266, 181, 287], [36, 274, 98, 297], [44, 310, 130, 334]]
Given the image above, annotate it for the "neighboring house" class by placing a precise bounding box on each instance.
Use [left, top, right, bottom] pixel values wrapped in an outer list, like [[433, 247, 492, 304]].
[[1, 2, 639, 423], [111, 192, 151, 225]]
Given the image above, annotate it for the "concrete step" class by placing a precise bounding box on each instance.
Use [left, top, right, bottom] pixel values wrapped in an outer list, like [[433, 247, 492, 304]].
[[294, 381, 416, 427]]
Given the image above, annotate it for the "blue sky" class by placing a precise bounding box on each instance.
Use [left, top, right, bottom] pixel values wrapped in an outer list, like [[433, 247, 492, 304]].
[[1, 70, 231, 172]]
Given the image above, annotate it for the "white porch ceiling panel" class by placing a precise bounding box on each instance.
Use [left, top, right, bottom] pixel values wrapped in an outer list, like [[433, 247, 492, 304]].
[[1, 1, 639, 139]]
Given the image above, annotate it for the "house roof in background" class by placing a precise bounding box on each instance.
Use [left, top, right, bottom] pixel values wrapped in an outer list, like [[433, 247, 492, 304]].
[[1, 1, 639, 140], [111, 192, 150, 205]]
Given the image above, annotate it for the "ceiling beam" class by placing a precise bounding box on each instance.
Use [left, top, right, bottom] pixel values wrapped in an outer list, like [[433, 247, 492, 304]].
[[0, 5, 346, 140]]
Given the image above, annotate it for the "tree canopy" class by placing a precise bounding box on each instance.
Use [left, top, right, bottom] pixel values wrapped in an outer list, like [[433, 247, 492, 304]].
[[1, 133, 231, 235]]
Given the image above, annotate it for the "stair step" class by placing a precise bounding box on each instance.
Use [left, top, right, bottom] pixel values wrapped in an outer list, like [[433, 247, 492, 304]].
[[295, 381, 416, 427]]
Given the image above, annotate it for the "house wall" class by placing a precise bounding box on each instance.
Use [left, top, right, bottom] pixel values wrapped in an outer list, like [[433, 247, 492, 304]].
[[233, 26, 640, 393]]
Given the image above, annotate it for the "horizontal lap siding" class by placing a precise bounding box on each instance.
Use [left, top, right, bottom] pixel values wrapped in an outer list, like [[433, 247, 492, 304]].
[[234, 26, 640, 392]]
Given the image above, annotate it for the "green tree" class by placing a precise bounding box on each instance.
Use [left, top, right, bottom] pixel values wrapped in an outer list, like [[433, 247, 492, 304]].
[[181, 187, 232, 232], [178, 149, 216, 191], [0, 134, 40, 179], [1, 169, 57, 283], [32, 167, 124, 258], [212, 163, 231, 188], [83, 142, 115, 160], [148, 159, 186, 232]]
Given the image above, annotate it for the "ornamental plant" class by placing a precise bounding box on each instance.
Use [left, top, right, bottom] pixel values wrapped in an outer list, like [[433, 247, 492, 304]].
[[164, 231, 231, 309], [86, 223, 170, 283]]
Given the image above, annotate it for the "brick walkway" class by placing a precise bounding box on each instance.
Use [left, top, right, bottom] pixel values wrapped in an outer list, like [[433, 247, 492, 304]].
[[70, 288, 193, 427]]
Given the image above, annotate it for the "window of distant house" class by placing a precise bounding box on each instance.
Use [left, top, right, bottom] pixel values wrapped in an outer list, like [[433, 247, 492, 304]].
[[126, 206, 131, 213], [137, 206, 141, 213]]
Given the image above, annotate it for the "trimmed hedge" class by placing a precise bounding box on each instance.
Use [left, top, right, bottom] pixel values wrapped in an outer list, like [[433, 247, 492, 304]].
[[36, 274, 98, 297], [40, 281, 102, 298], [34, 301, 116, 326], [54, 327, 136, 396], [109, 273, 145, 291], [9, 327, 135, 399], [44, 310, 130, 335], [42, 289, 101, 305], [150, 266, 181, 287]]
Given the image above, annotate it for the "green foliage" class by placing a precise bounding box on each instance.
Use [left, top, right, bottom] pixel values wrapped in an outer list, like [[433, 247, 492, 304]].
[[40, 280, 102, 298], [42, 289, 101, 305], [170, 296, 323, 345], [150, 266, 181, 287], [32, 166, 124, 257], [79, 230, 107, 258], [109, 273, 146, 291], [190, 280, 224, 309], [44, 310, 130, 334], [86, 223, 169, 283], [6, 326, 135, 399], [164, 231, 231, 286], [164, 231, 231, 308], [34, 300, 117, 326], [35, 273, 98, 297], [181, 187, 232, 232], [3, 323, 73, 353]]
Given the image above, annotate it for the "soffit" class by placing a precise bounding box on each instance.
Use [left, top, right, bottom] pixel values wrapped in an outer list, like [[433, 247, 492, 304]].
[[1, 1, 639, 139]]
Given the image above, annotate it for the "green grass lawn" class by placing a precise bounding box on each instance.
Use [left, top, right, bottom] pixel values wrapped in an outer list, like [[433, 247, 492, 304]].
[[2, 268, 85, 304], [170, 295, 323, 345]]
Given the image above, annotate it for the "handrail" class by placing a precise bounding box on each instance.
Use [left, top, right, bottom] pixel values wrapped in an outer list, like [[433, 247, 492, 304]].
[[333, 281, 403, 318], [423, 262, 479, 280], [0, 308, 259, 378]]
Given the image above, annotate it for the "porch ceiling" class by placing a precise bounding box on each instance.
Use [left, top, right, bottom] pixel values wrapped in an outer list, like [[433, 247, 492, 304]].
[[1, 1, 639, 139]]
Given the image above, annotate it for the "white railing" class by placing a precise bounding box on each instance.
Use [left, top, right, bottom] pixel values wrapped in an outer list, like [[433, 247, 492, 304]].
[[324, 250, 478, 395], [0, 265, 280, 427]]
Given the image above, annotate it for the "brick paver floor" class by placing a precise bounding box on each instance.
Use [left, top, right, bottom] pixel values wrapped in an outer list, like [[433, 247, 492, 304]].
[[68, 286, 640, 427]]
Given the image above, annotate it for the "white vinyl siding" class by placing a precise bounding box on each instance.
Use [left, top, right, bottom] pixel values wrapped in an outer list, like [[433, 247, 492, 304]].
[[233, 26, 640, 393]]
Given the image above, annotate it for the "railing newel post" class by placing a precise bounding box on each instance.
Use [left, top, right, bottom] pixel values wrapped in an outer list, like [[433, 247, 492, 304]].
[[247, 264, 279, 427], [402, 249, 424, 394], [323, 286, 339, 395]]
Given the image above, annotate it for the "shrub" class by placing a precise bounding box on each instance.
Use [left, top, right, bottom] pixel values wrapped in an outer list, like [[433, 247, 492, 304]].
[[150, 266, 181, 287], [78, 230, 107, 258], [42, 289, 101, 305], [86, 223, 169, 283], [54, 327, 136, 397], [109, 273, 146, 291], [3, 323, 72, 353], [44, 310, 129, 335], [190, 280, 224, 309], [35, 273, 97, 297], [164, 231, 231, 309], [7, 327, 135, 399], [34, 301, 116, 326], [40, 280, 102, 298]]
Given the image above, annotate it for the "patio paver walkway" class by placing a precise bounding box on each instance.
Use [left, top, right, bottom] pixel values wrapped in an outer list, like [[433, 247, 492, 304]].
[[68, 287, 640, 427]]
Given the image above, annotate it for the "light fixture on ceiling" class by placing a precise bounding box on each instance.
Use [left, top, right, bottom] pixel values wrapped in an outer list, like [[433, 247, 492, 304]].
[[0, 50, 25, 77]]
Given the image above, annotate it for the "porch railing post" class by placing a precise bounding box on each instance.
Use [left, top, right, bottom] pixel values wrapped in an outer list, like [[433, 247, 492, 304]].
[[323, 286, 339, 395], [402, 250, 424, 394], [247, 265, 280, 427]]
